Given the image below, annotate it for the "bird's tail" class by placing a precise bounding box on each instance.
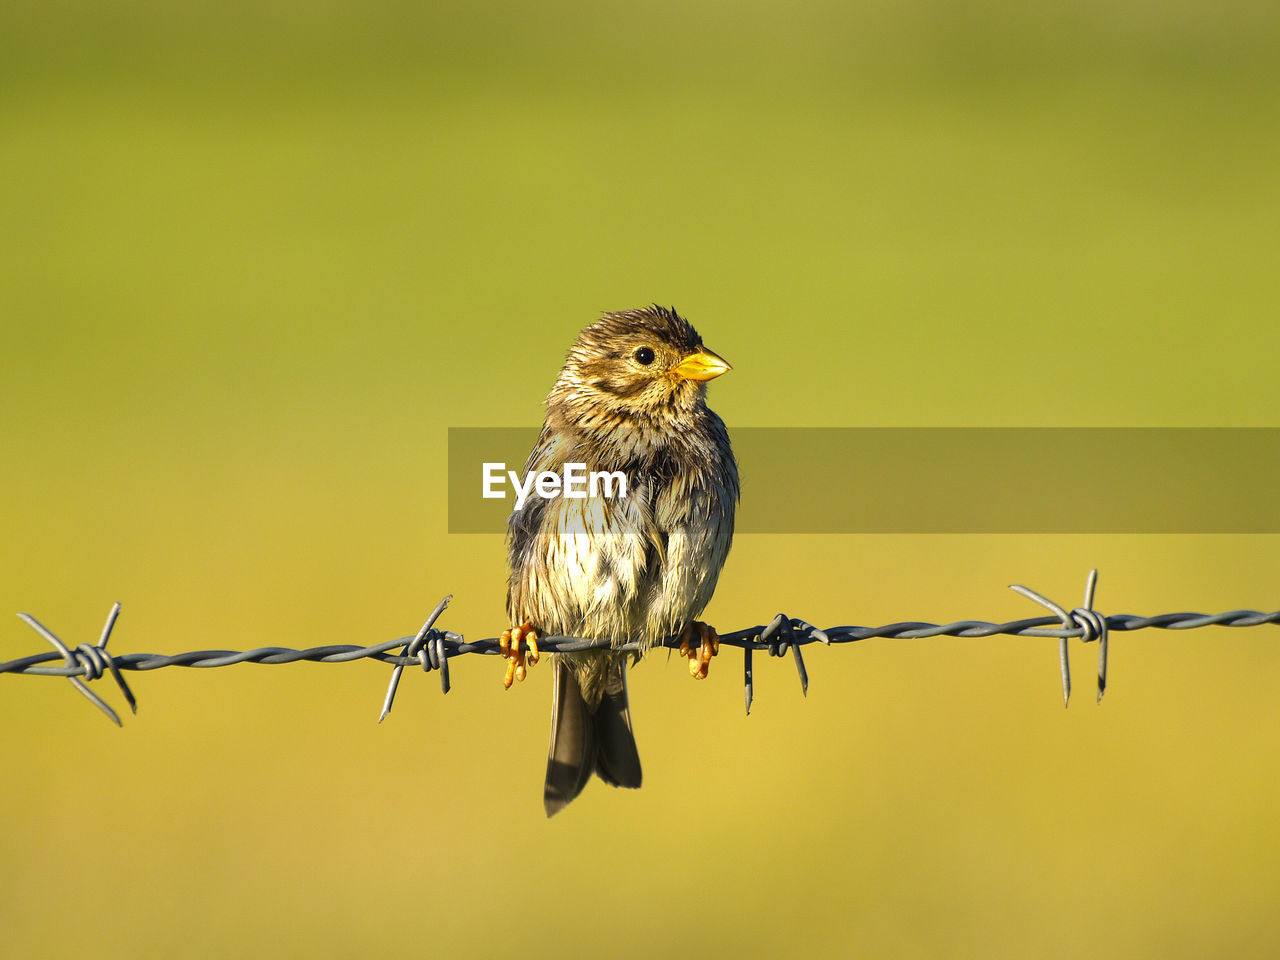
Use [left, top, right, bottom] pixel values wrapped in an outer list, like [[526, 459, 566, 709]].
[[544, 655, 642, 817]]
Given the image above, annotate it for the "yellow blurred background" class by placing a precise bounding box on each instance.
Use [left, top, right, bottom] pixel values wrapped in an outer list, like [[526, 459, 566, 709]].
[[3, 2, 1279, 957]]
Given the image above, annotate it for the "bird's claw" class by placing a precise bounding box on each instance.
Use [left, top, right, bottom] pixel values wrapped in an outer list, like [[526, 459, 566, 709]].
[[679, 620, 720, 679], [499, 622, 540, 688]]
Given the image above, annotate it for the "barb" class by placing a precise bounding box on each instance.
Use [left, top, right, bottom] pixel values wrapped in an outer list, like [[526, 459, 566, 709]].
[[5, 571, 1279, 724], [1010, 569, 1111, 707], [15, 603, 135, 725], [379, 594, 452, 722]]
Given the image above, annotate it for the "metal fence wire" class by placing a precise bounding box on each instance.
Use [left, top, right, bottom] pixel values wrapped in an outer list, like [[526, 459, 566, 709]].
[[4, 571, 1278, 726]]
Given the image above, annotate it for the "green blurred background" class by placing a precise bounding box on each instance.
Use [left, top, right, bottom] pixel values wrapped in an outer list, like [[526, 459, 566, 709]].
[[3, 2, 1279, 957]]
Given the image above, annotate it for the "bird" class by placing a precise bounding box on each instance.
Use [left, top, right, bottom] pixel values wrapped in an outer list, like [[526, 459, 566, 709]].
[[500, 305, 738, 816]]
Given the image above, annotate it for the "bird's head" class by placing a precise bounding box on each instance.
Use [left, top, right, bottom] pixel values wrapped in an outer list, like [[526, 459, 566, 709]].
[[549, 305, 731, 426]]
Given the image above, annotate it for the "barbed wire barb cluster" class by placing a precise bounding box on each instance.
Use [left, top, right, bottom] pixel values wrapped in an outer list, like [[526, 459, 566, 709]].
[[6, 569, 1280, 726], [379, 594, 453, 722], [1010, 568, 1108, 706], [16, 601, 135, 725]]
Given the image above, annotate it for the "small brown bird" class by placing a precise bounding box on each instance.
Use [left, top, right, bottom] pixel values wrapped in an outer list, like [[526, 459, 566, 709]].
[[501, 305, 738, 816]]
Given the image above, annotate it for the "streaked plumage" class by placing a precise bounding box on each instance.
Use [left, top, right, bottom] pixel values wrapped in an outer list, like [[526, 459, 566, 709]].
[[504, 305, 738, 815]]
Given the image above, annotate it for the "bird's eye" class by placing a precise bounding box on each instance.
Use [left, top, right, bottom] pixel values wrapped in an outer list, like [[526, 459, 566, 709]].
[[634, 347, 655, 365]]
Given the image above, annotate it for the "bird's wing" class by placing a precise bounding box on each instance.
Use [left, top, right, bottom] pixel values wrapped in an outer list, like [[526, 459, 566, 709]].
[[646, 415, 739, 636]]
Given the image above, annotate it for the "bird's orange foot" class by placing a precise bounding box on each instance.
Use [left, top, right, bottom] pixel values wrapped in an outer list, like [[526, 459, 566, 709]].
[[499, 621, 540, 688], [679, 620, 720, 679]]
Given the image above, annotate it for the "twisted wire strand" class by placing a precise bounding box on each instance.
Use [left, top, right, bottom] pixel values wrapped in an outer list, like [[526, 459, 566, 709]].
[[4, 571, 1278, 722]]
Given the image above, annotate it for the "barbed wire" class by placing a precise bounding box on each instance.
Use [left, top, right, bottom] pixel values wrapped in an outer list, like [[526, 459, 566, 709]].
[[4, 570, 1278, 725]]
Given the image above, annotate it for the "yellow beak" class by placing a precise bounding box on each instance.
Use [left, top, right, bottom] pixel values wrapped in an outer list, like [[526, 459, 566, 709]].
[[670, 347, 732, 382]]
